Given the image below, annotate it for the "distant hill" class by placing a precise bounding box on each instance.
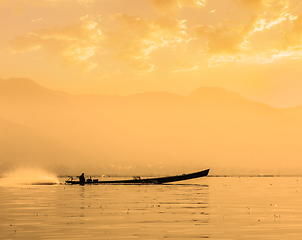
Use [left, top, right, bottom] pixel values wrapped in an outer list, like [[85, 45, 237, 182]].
[[188, 86, 247, 103], [0, 116, 87, 175], [1, 77, 302, 175], [0, 78, 71, 103], [279, 105, 302, 121]]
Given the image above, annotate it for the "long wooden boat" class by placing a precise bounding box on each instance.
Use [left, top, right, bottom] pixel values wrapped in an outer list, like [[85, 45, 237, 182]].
[[65, 169, 210, 185]]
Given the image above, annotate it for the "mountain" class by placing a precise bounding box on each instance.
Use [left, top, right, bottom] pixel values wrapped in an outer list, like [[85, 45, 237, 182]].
[[188, 86, 247, 103], [0, 116, 88, 175], [279, 105, 302, 121], [188, 86, 285, 117], [1, 78, 302, 175], [0, 78, 71, 104]]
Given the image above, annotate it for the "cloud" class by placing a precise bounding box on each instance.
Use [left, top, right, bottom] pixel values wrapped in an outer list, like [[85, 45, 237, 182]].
[[194, 16, 258, 54], [8, 15, 102, 71], [233, 0, 291, 30], [149, 0, 206, 15], [233, 0, 288, 11], [171, 64, 198, 72], [283, 14, 302, 49], [194, 14, 298, 66], [193, 0, 301, 66], [233, 0, 268, 10], [0, 0, 95, 8], [77, 0, 94, 7], [105, 14, 189, 72], [0, 0, 93, 4], [30, 18, 43, 22], [8, 14, 190, 73], [207, 54, 246, 67]]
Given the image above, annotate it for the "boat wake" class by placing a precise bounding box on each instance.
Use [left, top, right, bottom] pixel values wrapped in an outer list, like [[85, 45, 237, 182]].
[[0, 167, 59, 187]]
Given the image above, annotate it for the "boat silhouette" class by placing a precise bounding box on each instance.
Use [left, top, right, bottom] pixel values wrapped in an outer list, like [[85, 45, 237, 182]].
[[65, 169, 210, 185]]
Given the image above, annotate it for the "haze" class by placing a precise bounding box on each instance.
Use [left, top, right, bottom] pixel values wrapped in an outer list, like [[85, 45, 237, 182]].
[[1, 77, 302, 175], [1, 0, 302, 176]]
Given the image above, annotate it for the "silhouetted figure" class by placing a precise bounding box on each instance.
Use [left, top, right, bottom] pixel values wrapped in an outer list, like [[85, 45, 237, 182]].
[[78, 173, 85, 183]]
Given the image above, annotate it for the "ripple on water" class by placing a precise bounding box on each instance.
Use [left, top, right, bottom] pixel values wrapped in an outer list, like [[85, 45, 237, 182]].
[[1, 177, 302, 239]]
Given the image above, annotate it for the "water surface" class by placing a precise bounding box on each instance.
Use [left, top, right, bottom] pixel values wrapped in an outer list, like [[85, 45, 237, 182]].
[[1, 177, 301, 239]]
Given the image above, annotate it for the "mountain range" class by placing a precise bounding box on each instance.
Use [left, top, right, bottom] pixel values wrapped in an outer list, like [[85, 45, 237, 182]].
[[1, 77, 302, 176]]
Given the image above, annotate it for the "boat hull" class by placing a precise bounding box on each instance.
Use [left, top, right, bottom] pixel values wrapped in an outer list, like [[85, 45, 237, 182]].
[[65, 169, 210, 185]]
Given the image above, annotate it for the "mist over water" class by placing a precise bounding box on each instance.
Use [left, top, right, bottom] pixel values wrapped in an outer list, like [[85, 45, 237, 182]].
[[2, 78, 302, 176], [0, 167, 59, 186]]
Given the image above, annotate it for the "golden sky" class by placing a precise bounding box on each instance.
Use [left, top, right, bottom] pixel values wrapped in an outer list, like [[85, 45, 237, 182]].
[[1, 0, 302, 107]]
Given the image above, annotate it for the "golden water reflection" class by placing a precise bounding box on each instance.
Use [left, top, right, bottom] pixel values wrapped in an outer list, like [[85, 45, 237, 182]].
[[1, 177, 302, 239]]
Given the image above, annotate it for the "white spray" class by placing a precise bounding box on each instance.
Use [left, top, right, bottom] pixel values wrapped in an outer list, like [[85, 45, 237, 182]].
[[0, 167, 59, 186]]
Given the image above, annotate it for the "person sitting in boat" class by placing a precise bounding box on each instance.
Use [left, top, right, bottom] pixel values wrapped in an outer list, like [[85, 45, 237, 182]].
[[78, 173, 85, 183]]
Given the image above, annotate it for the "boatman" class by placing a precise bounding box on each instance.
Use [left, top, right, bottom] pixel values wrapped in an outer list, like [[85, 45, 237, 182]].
[[78, 173, 85, 183]]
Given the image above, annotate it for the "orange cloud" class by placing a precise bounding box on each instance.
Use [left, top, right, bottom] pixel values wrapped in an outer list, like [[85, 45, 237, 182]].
[[105, 14, 189, 72], [171, 63, 198, 72], [233, 0, 289, 11], [0, 0, 94, 9], [193, 0, 300, 66], [149, 0, 206, 15], [8, 14, 190, 73], [76, 0, 94, 7], [8, 16, 102, 71], [194, 16, 258, 54], [283, 14, 302, 48], [0, 0, 94, 5], [30, 18, 43, 23], [233, 0, 291, 31]]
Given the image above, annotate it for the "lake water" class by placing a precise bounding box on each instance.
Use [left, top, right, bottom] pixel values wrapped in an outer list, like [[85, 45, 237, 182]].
[[1, 176, 302, 240]]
